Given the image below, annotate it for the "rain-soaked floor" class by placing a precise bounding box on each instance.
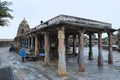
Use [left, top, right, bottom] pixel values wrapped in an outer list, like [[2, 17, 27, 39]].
[[0, 46, 120, 80]]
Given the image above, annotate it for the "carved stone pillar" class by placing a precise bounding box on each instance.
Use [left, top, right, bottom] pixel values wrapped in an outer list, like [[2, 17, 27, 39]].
[[35, 36, 39, 56], [98, 32, 103, 66], [88, 34, 93, 60], [78, 30, 85, 72], [73, 34, 76, 55], [108, 32, 113, 64], [58, 27, 67, 77], [44, 32, 50, 64]]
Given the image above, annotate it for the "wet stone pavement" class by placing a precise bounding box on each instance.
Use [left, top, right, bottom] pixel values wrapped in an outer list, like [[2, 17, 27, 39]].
[[0, 47, 50, 80], [0, 67, 14, 80], [0, 46, 120, 80]]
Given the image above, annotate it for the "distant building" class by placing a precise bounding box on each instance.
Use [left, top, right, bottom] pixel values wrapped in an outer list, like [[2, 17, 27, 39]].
[[0, 39, 13, 47]]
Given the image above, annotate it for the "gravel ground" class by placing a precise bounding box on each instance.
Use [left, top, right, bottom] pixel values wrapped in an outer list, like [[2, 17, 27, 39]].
[[0, 46, 120, 80]]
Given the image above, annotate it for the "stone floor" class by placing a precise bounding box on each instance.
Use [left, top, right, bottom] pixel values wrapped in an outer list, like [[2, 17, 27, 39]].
[[0, 46, 120, 80], [0, 67, 14, 80]]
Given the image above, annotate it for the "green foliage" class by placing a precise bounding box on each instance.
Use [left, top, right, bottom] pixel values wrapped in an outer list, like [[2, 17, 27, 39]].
[[92, 34, 96, 40], [0, 1, 13, 26], [102, 37, 108, 41]]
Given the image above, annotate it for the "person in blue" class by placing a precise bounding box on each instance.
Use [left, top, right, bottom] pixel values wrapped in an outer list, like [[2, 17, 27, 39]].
[[20, 48, 26, 62]]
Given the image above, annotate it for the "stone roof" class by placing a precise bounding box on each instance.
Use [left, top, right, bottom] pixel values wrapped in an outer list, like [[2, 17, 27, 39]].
[[35, 15, 116, 33], [46, 15, 111, 27], [16, 15, 117, 38]]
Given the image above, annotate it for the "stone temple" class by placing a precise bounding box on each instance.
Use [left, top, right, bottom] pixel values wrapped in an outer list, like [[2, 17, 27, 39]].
[[13, 15, 116, 77]]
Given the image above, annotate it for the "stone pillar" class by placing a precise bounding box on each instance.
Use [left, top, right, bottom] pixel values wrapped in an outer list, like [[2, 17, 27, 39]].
[[22, 39, 24, 47], [65, 34, 69, 54], [98, 32, 103, 66], [78, 30, 85, 72], [24, 38, 26, 47], [24, 39, 26, 47], [26, 38, 27, 48], [65, 34, 69, 48], [28, 38, 30, 48], [20, 38, 22, 47], [108, 32, 113, 64], [26, 38, 28, 48], [29, 38, 31, 48], [58, 27, 67, 77], [23, 39, 25, 47], [44, 32, 50, 64], [19, 38, 22, 47], [88, 34, 93, 60], [35, 36, 39, 56], [31, 38, 33, 49], [24, 39, 25, 47], [73, 34, 76, 55]]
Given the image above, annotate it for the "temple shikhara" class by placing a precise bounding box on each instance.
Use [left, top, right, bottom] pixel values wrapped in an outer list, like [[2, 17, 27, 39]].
[[13, 15, 116, 77]]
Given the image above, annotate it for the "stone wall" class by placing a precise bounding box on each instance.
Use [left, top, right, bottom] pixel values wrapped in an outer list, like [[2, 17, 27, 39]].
[[0, 39, 13, 47]]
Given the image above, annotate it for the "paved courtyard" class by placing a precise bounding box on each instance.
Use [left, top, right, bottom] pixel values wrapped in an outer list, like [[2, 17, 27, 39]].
[[0, 46, 120, 80]]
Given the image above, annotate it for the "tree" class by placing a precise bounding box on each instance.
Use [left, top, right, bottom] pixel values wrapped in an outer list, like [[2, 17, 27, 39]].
[[0, 1, 13, 26], [92, 34, 96, 40]]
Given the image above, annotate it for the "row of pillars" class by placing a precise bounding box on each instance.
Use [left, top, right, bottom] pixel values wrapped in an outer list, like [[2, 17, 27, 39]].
[[72, 31, 113, 64], [20, 36, 40, 57], [45, 28, 113, 76], [19, 27, 113, 77], [20, 37, 34, 49]]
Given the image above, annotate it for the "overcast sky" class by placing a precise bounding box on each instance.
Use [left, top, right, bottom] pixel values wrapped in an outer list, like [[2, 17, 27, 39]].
[[0, 0, 120, 39]]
